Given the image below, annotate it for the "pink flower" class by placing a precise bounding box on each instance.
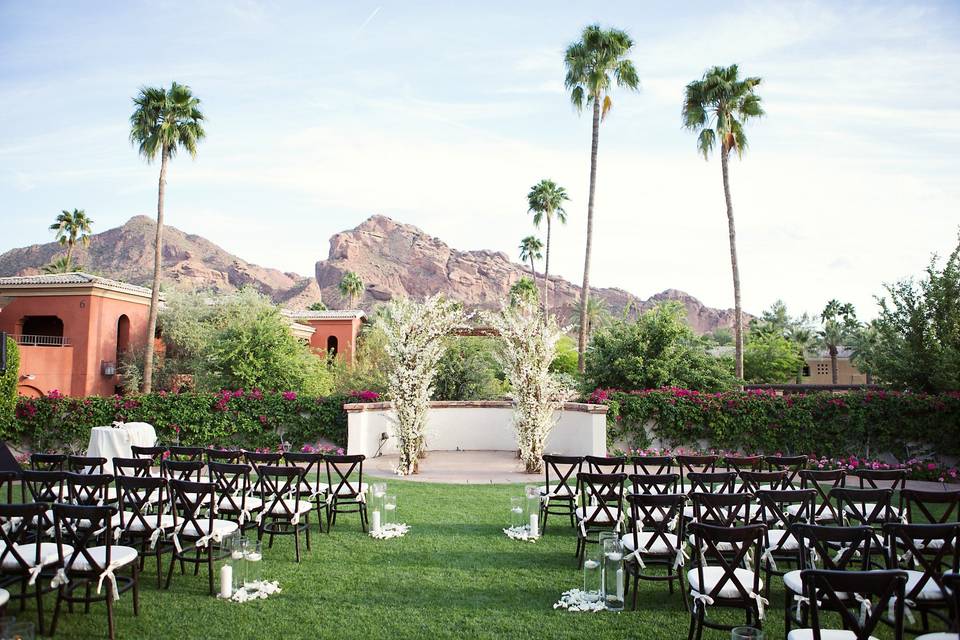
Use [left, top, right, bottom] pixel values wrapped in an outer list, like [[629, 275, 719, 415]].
[[928, 463, 938, 471], [258, 415, 268, 425], [282, 391, 297, 401]]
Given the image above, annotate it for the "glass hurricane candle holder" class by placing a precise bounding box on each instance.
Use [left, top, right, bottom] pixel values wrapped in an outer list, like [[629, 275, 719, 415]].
[[383, 494, 398, 525], [582, 547, 603, 602], [602, 538, 625, 612], [244, 540, 263, 588], [509, 497, 524, 528], [730, 628, 764, 640]]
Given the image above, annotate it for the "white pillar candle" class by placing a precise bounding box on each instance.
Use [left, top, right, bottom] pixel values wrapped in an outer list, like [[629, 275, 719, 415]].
[[529, 513, 539, 535], [616, 568, 624, 601], [220, 564, 233, 599], [371, 509, 382, 533]]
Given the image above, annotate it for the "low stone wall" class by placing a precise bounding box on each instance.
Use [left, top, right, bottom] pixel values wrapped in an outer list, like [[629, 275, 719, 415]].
[[345, 401, 608, 458]]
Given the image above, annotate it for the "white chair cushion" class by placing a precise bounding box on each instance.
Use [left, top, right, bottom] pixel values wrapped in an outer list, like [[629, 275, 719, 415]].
[[120, 512, 176, 532], [786, 503, 835, 520], [327, 483, 368, 496], [66, 545, 138, 572], [621, 531, 679, 555], [766, 528, 800, 551], [539, 485, 575, 498], [914, 633, 959, 639], [217, 497, 263, 512], [784, 569, 853, 600], [178, 519, 239, 539], [843, 503, 901, 518], [687, 534, 737, 552], [2, 542, 74, 569], [787, 630, 878, 640], [905, 569, 948, 600], [576, 506, 618, 524], [686, 566, 761, 598], [265, 499, 313, 516]]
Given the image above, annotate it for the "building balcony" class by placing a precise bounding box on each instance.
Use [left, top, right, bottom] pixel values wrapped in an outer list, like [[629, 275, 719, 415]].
[[12, 334, 71, 347]]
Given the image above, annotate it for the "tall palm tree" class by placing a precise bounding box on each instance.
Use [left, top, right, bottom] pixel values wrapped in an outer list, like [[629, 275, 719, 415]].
[[570, 296, 609, 343], [819, 300, 858, 385], [565, 24, 639, 372], [339, 271, 364, 308], [518, 235, 543, 291], [130, 82, 206, 393], [49, 209, 93, 271], [526, 179, 568, 315], [682, 64, 764, 381]]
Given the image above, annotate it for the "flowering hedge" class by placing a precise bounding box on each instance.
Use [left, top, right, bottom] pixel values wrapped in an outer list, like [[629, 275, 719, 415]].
[[6, 389, 380, 454], [597, 388, 960, 460]]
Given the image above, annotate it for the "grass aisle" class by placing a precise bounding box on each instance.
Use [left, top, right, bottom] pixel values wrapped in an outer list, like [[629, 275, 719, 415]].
[[47, 480, 916, 639]]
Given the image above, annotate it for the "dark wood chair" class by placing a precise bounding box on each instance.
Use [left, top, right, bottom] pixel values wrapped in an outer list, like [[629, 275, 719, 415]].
[[850, 468, 908, 520], [676, 454, 719, 493], [628, 454, 675, 477], [206, 448, 245, 464], [574, 472, 626, 567], [832, 487, 898, 567], [209, 461, 262, 533], [755, 489, 815, 595], [903, 488, 960, 524], [115, 475, 174, 588], [584, 455, 626, 475], [623, 493, 686, 610], [258, 465, 311, 562], [738, 470, 787, 497], [538, 454, 582, 533], [66, 455, 107, 475], [283, 451, 328, 534], [30, 453, 66, 471], [325, 455, 369, 532], [798, 469, 845, 523], [165, 479, 238, 595], [166, 446, 204, 462], [130, 446, 167, 478], [764, 454, 809, 489], [683, 472, 736, 520], [50, 504, 140, 640], [798, 569, 907, 640], [916, 572, 960, 639]]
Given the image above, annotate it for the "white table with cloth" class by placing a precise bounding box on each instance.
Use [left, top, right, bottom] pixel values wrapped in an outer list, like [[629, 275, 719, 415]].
[[86, 422, 157, 471]]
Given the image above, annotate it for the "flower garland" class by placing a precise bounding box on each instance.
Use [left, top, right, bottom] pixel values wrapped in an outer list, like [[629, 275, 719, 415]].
[[503, 525, 539, 542], [484, 300, 575, 473], [553, 588, 607, 612], [370, 523, 411, 539], [382, 296, 467, 475], [218, 581, 282, 603]]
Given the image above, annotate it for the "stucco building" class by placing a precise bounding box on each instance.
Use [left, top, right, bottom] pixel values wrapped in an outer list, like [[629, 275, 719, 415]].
[[281, 309, 365, 362]]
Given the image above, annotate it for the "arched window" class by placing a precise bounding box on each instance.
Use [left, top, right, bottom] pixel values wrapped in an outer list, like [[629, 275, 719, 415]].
[[326, 335, 339, 356], [116, 315, 130, 362]]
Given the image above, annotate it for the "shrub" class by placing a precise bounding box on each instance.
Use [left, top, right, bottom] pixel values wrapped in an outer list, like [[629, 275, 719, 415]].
[[600, 388, 960, 459], [433, 336, 506, 400], [0, 336, 19, 433]]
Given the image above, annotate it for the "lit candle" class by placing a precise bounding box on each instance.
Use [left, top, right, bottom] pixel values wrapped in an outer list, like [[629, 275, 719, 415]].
[[220, 564, 233, 599], [372, 509, 382, 533], [616, 568, 624, 601], [529, 513, 539, 535]]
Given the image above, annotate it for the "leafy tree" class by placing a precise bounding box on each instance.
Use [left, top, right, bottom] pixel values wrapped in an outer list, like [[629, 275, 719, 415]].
[[130, 82, 206, 393], [549, 335, 579, 376], [526, 179, 568, 314], [683, 65, 764, 381], [433, 337, 506, 401], [338, 271, 364, 308], [41, 255, 83, 274], [583, 302, 735, 392], [49, 208, 93, 271], [565, 24, 640, 372], [705, 327, 734, 346], [518, 236, 543, 294], [819, 300, 859, 384], [0, 336, 19, 433], [509, 277, 539, 308], [744, 333, 804, 383], [857, 237, 960, 392], [307, 301, 327, 312], [328, 322, 390, 394]]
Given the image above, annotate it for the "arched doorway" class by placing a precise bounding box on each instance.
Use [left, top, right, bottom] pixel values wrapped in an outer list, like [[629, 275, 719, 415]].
[[116, 314, 130, 362], [326, 335, 339, 357]]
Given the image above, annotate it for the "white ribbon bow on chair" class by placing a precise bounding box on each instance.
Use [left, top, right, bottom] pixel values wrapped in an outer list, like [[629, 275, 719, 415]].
[[690, 590, 714, 613], [50, 567, 69, 589], [673, 546, 689, 569], [760, 546, 778, 571], [854, 593, 872, 627], [96, 561, 124, 601], [887, 596, 917, 625], [749, 590, 769, 620], [625, 548, 646, 570], [149, 528, 163, 550]]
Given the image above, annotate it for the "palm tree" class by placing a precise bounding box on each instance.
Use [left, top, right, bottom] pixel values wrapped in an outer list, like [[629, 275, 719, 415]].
[[819, 300, 859, 385], [570, 296, 609, 343], [339, 271, 364, 308], [509, 277, 539, 308], [785, 319, 818, 383], [526, 179, 568, 315], [49, 209, 93, 271], [130, 82, 206, 393], [518, 235, 543, 291], [565, 24, 640, 373], [42, 255, 83, 274], [682, 65, 763, 382]]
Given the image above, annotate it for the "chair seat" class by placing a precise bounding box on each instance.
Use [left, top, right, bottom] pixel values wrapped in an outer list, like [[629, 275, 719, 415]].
[[766, 528, 800, 551], [67, 545, 138, 572], [265, 499, 313, 516], [575, 506, 618, 524], [788, 630, 878, 640], [843, 503, 901, 518], [178, 519, 239, 540], [2, 542, 74, 569], [327, 483, 368, 496], [686, 566, 761, 599], [300, 481, 329, 497], [120, 513, 176, 532], [914, 633, 959, 640], [905, 569, 948, 600], [539, 485, 575, 498], [0, 589, 8, 608], [688, 534, 736, 552], [784, 570, 851, 600], [217, 496, 264, 513], [786, 503, 836, 520], [621, 531, 679, 556]]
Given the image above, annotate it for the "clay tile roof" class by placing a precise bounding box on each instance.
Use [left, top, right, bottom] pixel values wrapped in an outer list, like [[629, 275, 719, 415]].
[[0, 272, 154, 297], [281, 309, 366, 320]]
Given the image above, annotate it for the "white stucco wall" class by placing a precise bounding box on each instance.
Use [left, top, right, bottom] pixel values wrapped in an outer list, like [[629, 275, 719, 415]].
[[346, 401, 607, 458]]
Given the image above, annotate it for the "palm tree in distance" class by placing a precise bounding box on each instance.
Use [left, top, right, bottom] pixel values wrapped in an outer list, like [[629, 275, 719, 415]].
[[682, 64, 764, 382], [49, 209, 93, 272], [526, 179, 569, 316], [565, 24, 640, 372], [518, 236, 544, 298], [130, 82, 206, 393], [339, 271, 364, 308], [570, 296, 610, 344], [819, 300, 859, 385], [42, 255, 83, 274]]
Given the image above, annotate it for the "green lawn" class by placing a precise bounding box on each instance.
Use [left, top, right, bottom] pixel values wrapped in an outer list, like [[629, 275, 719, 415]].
[[23, 480, 944, 639]]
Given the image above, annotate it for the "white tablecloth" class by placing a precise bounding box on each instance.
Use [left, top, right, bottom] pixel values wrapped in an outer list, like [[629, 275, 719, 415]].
[[86, 422, 157, 471]]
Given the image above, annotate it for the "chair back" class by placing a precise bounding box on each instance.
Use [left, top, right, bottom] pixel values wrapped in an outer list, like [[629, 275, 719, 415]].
[[259, 466, 305, 520], [577, 472, 626, 529], [112, 457, 152, 478], [884, 522, 960, 603], [625, 493, 685, 559], [830, 487, 896, 527], [764, 454, 808, 488], [628, 473, 678, 496], [541, 454, 582, 499], [739, 470, 787, 495], [131, 445, 167, 465], [116, 475, 168, 533], [67, 455, 106, 475], [691, 492, 754, 526], [325, 455, 366, 498], [52, 503, 121, 576], [902, 488, 960, 524], [688, 522, 764, 598], [792, 524, 874, 571], [687, 471, 736, 495], [30, 453, 66, 471], [162, 459, 204, 482], [756, 489, 816, 530], [584, 455, 625, 475], [628, 455, 673, 476], [799, 469, 846, 522], [66, 472, 115, 506], [0, 503, 46, 570], [206, 448, 245, 464], [676, 454, 718, 492], [0, 471, 16, 504], [21, 469, 65, 503], [853, 468, 908, 513], [169, 479, 216, 536], [244, 451, 283, 468], [283, 452, 326, 499], [724, 455, 762, 473], [167, 446, 204, 462], [208, 462, 255, 519], [803, 569, 907, 640]]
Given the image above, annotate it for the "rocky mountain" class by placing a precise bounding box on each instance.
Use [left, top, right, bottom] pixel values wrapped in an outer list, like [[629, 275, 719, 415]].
[[0, 214, 742, 333], [0, 215, 318, 306], [316, 215, 741, 334]]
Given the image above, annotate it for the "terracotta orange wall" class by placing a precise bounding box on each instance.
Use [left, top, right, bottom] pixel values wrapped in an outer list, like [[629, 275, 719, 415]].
[[0, 293, 150, 397], [305, 318, 362, 363]]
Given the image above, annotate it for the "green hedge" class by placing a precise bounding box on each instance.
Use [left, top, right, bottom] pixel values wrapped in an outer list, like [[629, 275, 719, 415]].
[[0, 336, 18, 432], [596, 388, 960, 459], [8, 389, 363, 454]]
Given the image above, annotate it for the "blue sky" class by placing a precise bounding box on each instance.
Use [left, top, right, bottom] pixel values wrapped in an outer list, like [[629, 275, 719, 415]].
[[1, 1, 958, 318]]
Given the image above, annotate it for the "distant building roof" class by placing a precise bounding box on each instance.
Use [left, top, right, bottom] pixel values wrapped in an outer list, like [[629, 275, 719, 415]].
[[808, 347, 856, 360], [282, 309, 366, 321], [0, 272, 154, 298]]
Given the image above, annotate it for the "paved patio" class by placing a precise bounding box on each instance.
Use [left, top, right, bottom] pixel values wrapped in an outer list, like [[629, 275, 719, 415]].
[[366, 450, 543, 484]]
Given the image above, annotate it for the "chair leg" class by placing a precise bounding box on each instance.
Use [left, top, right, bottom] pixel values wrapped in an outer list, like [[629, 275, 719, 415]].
[[164, 551, 176, 589], [84, 582, 91, 613], [106, 581, 115, 640], [207, 550, 214, 596], [51, 587, 63, 637], [132, 563, 140, 616], [687, 607, 698, 640], [34, 578, 44, 635], [305, 514, 311, 551], [155, 547, 163, 589]]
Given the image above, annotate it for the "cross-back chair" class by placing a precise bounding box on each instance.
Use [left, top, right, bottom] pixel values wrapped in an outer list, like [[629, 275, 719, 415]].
[[166, 446, 204, 462], [30, 453, 66, 471], [538, 454, 582, 534], [755, 489, 815, 595], [622, 493, 686, 610], [208, 461, 262, 533], [165, 479, 238, 595], [574, 472, 626, 567], [832, 487, 898, 566], [764, 455, 809, 489], [683, 472, 736, 520], [676, 454, 718, 493], [903, 489, 960, 525], [628, 455, 674, 477], [797, 569, 907, 640], [885, 522, 960, 635], [851, 468, 908, 519], [739, 470, 787, 497], [797, 469, 846, 523], [115, 475, 173, 588], [66, 455, 107, 475], [324, 455, 368, 532], [206, 448, 245, 464], [283, 451, 328, 534], [258, 465, 311, 562]]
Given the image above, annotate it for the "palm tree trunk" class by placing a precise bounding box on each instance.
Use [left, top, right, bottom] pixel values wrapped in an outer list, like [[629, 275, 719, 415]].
[[142, 146, 169, 394], [65, 242, 74, 272], [720, 149, 744, 382], [577, 97, 601, 373], [529, 258, 536, 283], [830, 346, 839, 385], [544, 216, 552, 316]]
